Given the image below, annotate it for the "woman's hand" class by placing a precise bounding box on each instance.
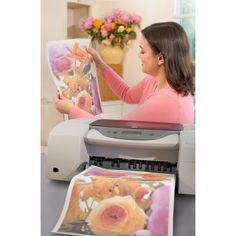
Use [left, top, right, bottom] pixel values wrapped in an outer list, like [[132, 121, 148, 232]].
[[86, 47, 107, 71], [54, 93, 74, 114]]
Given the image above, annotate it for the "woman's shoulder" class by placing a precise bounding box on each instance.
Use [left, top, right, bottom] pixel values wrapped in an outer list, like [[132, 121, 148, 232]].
[[153, 88, 193, 107], [160, 88, 192, 98]]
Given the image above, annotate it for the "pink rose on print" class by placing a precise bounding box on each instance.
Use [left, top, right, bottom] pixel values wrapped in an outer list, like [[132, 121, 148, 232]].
[[147, 204, 169, 236], [149, 186, 170, 236], [78, 96, 86, 108], [50, 53, 72, 77], [151, 185, 170, 207], [136, 185, 170, 236]]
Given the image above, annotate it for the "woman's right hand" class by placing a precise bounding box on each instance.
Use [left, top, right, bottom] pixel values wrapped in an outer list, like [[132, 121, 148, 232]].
[[86, 47, 107, 71]]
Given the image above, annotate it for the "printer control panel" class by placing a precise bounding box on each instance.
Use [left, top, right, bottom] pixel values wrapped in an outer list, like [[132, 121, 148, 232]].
[[89, 119, 183, 140]]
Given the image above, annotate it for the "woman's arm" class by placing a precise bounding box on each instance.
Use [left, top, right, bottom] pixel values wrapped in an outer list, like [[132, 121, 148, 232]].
[[69, 106, 97, 119], [87, 47, 144, 104], [100, 66, 146, 104]]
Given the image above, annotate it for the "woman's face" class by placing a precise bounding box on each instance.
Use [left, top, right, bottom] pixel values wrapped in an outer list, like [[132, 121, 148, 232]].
[[139, 35, 160, 76]]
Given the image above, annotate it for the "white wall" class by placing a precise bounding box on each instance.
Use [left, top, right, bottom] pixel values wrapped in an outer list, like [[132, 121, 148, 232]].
[[41, 0, 67, 146]]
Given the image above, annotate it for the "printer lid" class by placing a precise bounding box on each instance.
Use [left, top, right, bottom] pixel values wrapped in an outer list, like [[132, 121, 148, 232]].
[[90, 119, 183, 130]]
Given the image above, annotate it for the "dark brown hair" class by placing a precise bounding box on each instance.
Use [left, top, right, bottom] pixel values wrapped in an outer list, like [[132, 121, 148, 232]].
[[142, 22, 195, 96]]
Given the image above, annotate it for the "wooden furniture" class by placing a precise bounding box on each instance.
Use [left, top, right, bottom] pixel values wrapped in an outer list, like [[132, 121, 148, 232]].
[[97, 64, 123, 101]]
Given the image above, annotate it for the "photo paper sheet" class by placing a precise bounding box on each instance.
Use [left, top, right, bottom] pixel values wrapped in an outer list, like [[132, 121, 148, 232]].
[[52, 166, 175, 236], [47, 39, 102, 115]]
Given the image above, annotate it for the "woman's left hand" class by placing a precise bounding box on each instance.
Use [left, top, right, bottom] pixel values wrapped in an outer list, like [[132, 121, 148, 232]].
[[54, 93, 74, 114]]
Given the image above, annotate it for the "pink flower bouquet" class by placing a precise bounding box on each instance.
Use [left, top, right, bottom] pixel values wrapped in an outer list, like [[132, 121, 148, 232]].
[[79, 9, 142, 49]]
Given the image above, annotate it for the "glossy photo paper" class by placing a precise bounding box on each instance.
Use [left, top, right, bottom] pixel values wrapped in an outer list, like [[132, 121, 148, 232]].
[[52, 166, 175, 236], [47, 39, 102, 115]]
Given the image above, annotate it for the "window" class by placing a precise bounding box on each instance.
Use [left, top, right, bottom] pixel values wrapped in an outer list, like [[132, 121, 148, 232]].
[[174, 0, 195, 60]]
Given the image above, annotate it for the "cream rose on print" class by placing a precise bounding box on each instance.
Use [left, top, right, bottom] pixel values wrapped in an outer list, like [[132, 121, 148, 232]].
[[86, 195, 147, 236]]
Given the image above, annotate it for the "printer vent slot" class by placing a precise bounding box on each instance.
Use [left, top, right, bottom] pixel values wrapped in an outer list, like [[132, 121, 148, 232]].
[[89, 156, 177, 174]]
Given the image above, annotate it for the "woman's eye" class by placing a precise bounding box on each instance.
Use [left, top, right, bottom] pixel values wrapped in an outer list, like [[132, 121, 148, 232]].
[[140, 50, 145, 54]]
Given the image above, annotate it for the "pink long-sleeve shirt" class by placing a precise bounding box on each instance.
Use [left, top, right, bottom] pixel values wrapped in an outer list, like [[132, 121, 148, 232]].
[[70, 66, 194, 124]]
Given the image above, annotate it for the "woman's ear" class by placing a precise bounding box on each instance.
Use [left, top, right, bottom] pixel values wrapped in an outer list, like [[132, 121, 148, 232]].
[[157, 53, 165, 65]]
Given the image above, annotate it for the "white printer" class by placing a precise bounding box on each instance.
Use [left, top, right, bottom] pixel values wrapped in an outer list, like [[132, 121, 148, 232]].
[[46, 118, 195, 195]]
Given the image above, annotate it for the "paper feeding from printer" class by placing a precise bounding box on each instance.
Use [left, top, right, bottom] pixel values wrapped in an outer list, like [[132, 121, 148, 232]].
[[46, 118, 195, 195]]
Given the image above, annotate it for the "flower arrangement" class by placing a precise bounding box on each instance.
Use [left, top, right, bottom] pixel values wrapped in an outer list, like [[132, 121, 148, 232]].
[[79, 9, 142, 49]]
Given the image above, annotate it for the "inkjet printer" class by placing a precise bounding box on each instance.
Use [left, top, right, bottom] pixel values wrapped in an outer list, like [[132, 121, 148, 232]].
[[46, 118, 195, 195]]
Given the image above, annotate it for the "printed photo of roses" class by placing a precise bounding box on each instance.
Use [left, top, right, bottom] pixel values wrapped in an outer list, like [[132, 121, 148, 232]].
[[53, 166, 174, 236]]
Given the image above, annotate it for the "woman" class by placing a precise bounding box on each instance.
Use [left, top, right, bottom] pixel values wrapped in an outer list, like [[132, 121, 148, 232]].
[[55, 21, 195, 124]]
